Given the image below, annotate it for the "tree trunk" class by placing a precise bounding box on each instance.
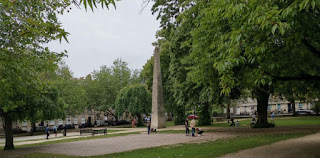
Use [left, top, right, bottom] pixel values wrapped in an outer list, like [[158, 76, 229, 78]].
[[198, 102, 211, 126], [291, 102, 297, 116], [255, 85, 269, 125], [30, 121, 36, 136], [4, 115, 14, 150], [136, 114, 143, 127], [226, 104, 231, 119]]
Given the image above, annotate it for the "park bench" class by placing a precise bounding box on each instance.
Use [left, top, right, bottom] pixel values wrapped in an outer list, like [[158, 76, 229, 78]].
[[92, 129, 107, 135], [215, 117, 224, 122], [80, 129, 93, 135]]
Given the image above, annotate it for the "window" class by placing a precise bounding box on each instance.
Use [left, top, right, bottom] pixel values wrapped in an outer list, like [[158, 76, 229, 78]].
[[268, 105, 271, 110], [299, 103, 303, 109], [74, 118, 78, 124], [22, 120, 27, 126], [81, 117, 85, 124], [58, 119, 63, 125], [251, 106, 254, 110], [50, 120, 55, 125], [67, 118, 71, 125], [277, 104, 281, 110]]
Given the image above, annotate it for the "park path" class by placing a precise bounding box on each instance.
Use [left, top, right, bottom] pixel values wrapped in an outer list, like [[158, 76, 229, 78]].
[[0, 132, 232, 158], [219, 132, 320, 158], [0, 127, 153, 147]]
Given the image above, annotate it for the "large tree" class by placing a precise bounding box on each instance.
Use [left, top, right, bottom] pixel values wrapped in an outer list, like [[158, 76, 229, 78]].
[[115, 84, 151, 126], [0, 0, 116, 150]]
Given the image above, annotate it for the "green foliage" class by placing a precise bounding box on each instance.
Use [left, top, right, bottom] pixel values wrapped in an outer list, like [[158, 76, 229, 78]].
[[83, 59, 134, 115], [197, 103, 212, 126], [312, 102, 320, 115], [115, 84, 151, 126]]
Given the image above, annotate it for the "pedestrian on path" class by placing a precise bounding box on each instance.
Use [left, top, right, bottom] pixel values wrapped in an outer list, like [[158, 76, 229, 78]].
[[185, 119, 189, 136], [271, 112, 275, 124], [53, 125, 57, 137], [190, 119, 196, 137], [45, 124, 50, 139], [63, 125, 67, 136], [147, 120, 151, 134]]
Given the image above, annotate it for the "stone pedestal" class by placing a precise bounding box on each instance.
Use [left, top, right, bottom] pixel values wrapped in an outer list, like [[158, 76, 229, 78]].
[[151, 47, 166, 129]]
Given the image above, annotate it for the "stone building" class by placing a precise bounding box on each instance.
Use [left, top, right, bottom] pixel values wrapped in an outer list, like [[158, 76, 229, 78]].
[[226, 97, 314, 115]]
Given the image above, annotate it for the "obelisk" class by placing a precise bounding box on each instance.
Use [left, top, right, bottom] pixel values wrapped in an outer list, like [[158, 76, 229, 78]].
[[151, 47, 166, 129]]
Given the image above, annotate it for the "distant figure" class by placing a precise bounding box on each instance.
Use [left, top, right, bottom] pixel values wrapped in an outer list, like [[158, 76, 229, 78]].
[[278, 109, 281, 114], [53, 125, 57, 137], [251, 114, 256, 125], [185, 119, 189, 136], [235, 120, 239, 126], [45, 124, 50, 139], [230, 118, 235, 126], [196, 128, 204, 136], [190, 119, 196, 137], [63, 125, 67, 136], [132, 119, 136, 128], [271, 112, 275, 124], [147, 120, 151, 134]]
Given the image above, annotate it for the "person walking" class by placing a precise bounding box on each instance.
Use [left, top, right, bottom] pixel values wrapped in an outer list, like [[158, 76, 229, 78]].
[[45, 124, 50, 140], [147, 120, 151, 134], [271, 112, 275, 124], [63, 125, 67, 136], [190, 118, 196, 137], [53, 125, 57, 137], [185, 119, 189, 136]]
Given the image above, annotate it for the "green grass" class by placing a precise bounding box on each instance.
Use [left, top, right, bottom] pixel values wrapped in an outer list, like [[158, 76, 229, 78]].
[[206, 116, 320, 127], [23, 132, 312, 158], [166, 121, 175, 127], [14, 132, 141, 149], [0, 130, 125, 145]]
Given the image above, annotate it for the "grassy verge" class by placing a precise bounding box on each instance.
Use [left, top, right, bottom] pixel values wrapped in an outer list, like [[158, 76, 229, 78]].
[[23, 132, 312, 158], [15, 132, 141, 149], [206, 116, 320, 127], [0, 130, 125, 145]]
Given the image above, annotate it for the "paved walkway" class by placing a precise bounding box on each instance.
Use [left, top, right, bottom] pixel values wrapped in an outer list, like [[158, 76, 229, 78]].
[[0, 127, 148, 147], [0, 132, 232, 158], [219, 132, 320, 158]]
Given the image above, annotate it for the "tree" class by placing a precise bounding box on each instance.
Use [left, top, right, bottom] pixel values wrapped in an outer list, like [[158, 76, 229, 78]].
[[0, 0, 116, 150], [188, 0, 320, 127], [151, 0, 320, 128], [115, 84, 151, 126], [84, 59, 139, 121]]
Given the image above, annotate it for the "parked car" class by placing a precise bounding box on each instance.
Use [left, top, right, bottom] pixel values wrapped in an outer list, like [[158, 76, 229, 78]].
[[57, 124, 75, 130], [188, 114, 199, 119], [296, 109, 313, 115]]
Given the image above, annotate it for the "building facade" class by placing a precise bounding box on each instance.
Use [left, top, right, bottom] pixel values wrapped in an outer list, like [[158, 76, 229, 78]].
[[226, 98, 313, 115]]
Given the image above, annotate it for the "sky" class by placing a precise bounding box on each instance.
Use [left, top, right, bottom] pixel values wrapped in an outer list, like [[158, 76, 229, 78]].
[[47, 0, 159, 78]]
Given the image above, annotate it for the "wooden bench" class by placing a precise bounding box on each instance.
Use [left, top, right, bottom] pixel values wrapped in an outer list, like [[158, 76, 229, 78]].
[[80, 129, 93, 135], [92, 129, 107, 135]]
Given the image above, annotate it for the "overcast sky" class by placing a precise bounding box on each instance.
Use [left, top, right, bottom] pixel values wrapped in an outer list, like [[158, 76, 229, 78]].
[[47, 0, 159, 78]]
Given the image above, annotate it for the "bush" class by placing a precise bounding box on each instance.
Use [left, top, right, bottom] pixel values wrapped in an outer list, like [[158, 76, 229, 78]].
[[252, 122, 276, 128]]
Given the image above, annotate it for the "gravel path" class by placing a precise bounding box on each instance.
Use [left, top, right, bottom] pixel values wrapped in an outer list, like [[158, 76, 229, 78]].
[[219, 132, 320, 158], [0, 132, 232, 158]]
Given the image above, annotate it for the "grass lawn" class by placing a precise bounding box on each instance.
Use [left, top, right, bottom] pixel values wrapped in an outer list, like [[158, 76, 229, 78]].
[[13, 132, 141, 149], [206, 116, 320, 127], [0, 130, 125, 145], [23, 132, 312, 158]]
